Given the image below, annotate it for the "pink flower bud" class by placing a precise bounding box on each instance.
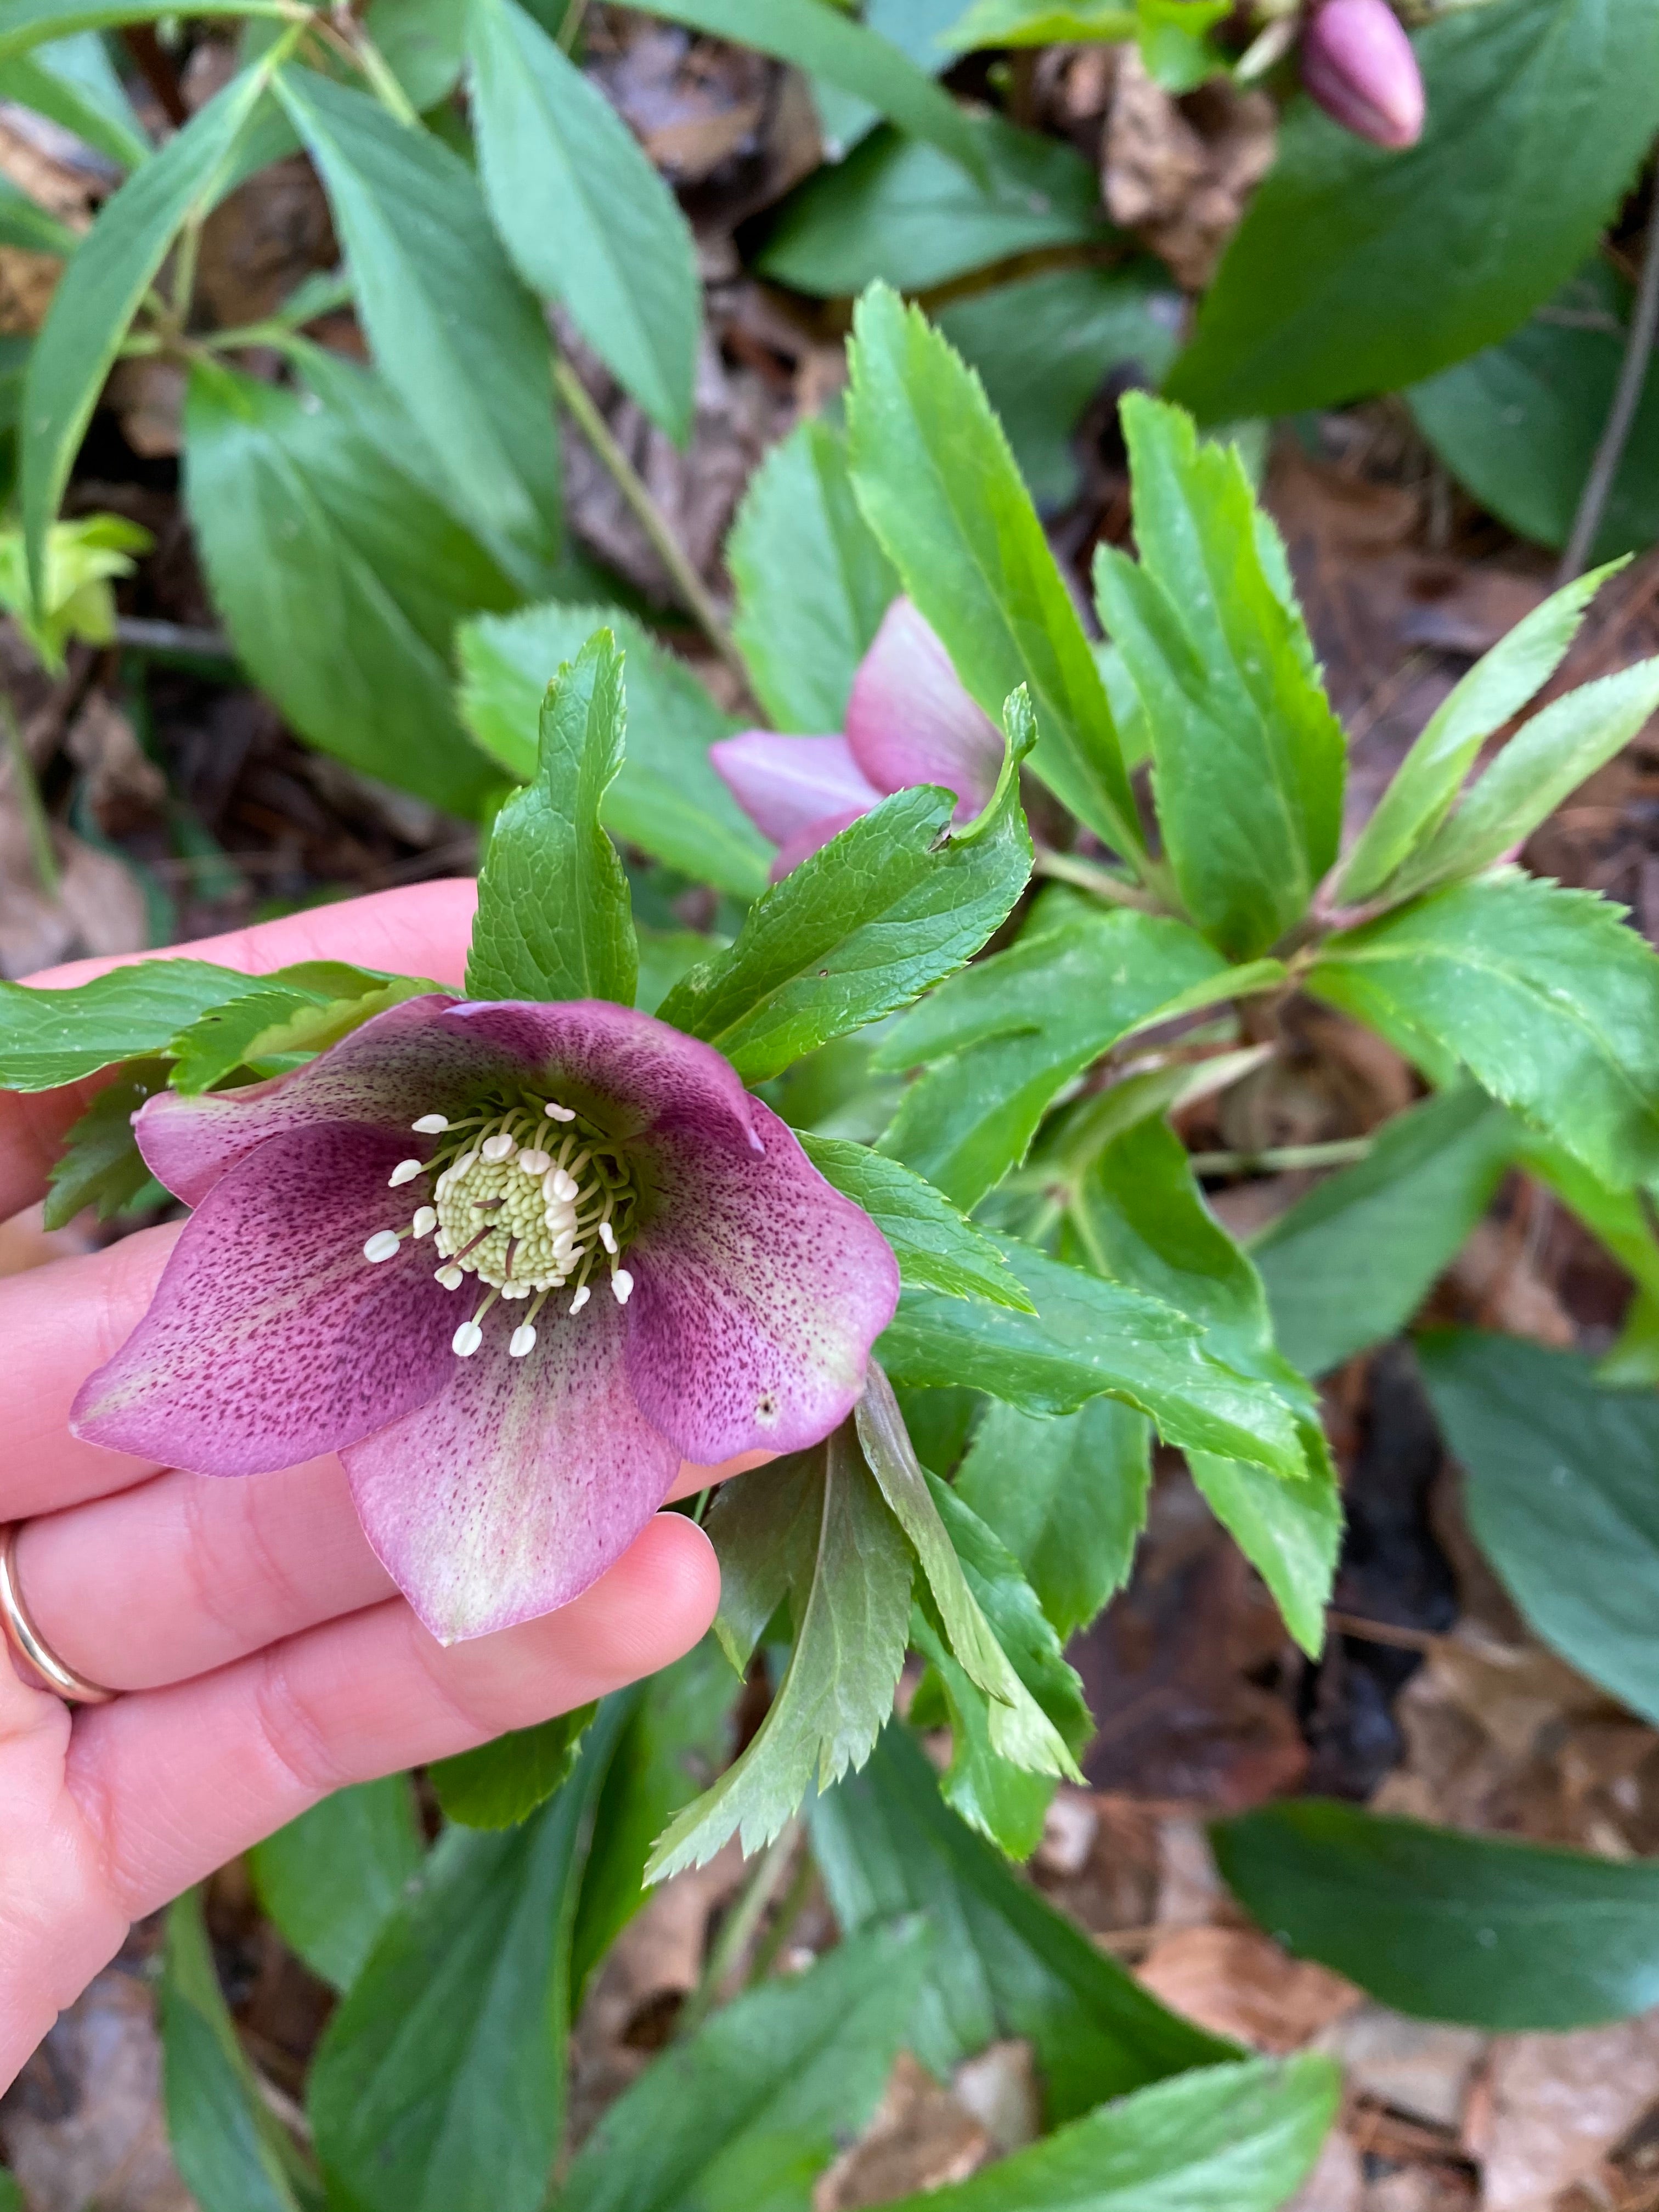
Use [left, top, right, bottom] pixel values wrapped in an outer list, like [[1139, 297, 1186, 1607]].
[[1301, 0, 1425, 150]]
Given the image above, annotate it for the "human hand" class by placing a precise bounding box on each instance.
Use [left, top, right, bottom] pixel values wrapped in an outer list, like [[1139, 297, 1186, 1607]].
[[0, 883, 724, 2090]]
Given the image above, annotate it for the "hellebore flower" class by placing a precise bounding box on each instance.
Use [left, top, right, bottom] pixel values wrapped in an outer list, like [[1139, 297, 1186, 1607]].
[[712, 598, 1005, 878], [71, 996, 899, 1642], [1301, 0, 1425, 149]]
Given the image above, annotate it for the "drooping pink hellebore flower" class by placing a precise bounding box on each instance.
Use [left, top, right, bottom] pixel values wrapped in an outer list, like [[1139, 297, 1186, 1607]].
[[712, 598, 1005, 879], [70, 996, 899, 1643], [1301, 0, 1425, 150]]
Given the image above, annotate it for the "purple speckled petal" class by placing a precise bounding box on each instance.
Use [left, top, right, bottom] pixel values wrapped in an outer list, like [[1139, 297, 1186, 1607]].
[[1302, 0, 1424, 148], [844, 599, 1004, 824], [71, 1122, 456, 1475], [767, 808, 868, 884], [709, 731, 883, 845], [624, 1097, 900, 1466], [342, 1293, 679, 1642]]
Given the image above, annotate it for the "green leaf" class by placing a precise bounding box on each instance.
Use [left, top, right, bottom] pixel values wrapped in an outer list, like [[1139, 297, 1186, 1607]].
[[847, 284, 1141, 861], [936, 265, 1180, 510], [466, 630, 639, 1006], [0, 2, 281, 61], [1386, 657, 1659, 901], [1409, 261, 1659, 567], [161, 1890, 318, 2212], [877, 905, 1238, 1210], [21, 57, 275, 602], [799, 1133, 1035, 1311], [756, 111, 1107, 298], [0, 956, 255, 1088], [1186, 1453, 1341, 1662], [167, 963, 432, 1092], [874, 2056, 1339, 2212], [1419, 1330, 1659, 1728], [955, 1397, 1152, 1640], [309, 1704, 625, 2212], [1092, 396, 1343, 959], [1335, 558, 1622, 904], [943, 0, 1138, 42], [457, 600, 770, 898], [183, 356, 512, 816], [728, 415, 898, 734], [249, 1779, 425, 1995], [559, 1922, 932, 2212], [658, 707, 1033, 1084], [431, 1706, 599, 1830], [626, 0, 984, 178], [43, 1058, 168, 1228], [1251, 1087, 1515, 1377], [0, 30, 151, 170], [881, 1233, 1307, 1479], [366, 0, 467, 109], [1215, 1798, 1659, 2030], [467, 0, 698, 440], [0, 174, 78, 256], [0, 2170, 20, 2212], [1310, 873, 1659, 1190], [1166, 0, 1659, 423], [810, 1725, 1234, 2122], [274, 66, 562, 592], [646, 1430, 915, 1879]]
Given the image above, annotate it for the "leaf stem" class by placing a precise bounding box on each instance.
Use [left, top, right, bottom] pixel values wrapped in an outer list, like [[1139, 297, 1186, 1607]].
[[557, 0, 592, 52], [1032, 843, 1161, 912], [551, 356, 749, 688], [1187, 1136, 1374, 1176], [1559, 191, 1659, 583], [2, 695, 59, 897], [320, 7, 421, 126], [673, 1817, 802, 2041]]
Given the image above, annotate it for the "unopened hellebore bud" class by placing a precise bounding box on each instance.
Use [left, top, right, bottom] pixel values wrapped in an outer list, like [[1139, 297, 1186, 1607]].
[[1301, 0, 1425, 150]]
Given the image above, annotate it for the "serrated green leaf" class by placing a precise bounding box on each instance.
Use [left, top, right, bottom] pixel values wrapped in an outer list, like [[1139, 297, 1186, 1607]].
[[876, 2056, 1339, 2212], [431, 1706, 598, 1830], [1092, 396, 1342, 958], [457, 600, 770, 898], [1215, 1798, 1659, 2030], [467, 0, 699, 439], [0, 957, 256, 1088], [1251, 1087, 1515, 1377], [560, 1921, 932, 2212], [43, 1057, 168, 1228], [647, 1431, 914, 1880], [799, 1133, 1034, 1311], [847, 284, 1141, 861], [658, 700, 1032, 1083], [810, 1725, 1234, 2121], [466, 630, 638, 1006], [183, 356, 512, 816], [1166, 0, 1659, 424], [1336, 560, 1622, 904], [249, 1779, 424, 1995], [1310, 873, 1659, 1190], [274, 65, 562, 593], [729, 415, 898, 734], [956, 1397, 1152, 1640]]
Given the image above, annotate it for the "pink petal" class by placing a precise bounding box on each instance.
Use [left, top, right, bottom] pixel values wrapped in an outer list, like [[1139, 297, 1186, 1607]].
[[623, 1097, 900, 1466], [342, 1291, 679, 1642], [845, 599, 1004, 824], [709, 731, 882, 846], [1302, 0, 1424, 149], [768, 808, 870, 883], [71, 1124, 456, 1476]]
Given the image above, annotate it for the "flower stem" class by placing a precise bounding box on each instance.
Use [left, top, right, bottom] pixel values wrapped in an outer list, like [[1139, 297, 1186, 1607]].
[[1559, 188, 1659, 583], [321, 6, 421, 125], [1033, 844, 1161, 912], [1187, 1136, 1374, 1176], [2, 695, 59, 898], [674, 1818, 802, 2040], [551, 356, 749, 688], [557, 0, 591, 51]]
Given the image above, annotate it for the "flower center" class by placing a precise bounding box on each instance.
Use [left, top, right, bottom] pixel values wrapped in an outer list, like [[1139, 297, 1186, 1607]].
[[362, 1091, 638, 1360]]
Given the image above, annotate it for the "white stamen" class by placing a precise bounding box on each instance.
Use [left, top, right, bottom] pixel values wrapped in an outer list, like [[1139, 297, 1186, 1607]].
[[452, 1321, 483, 1357], [611, 1268, 634, 1306], [569, 1285, 591, 1313], [413, 1207, 437, 1239], [436, 1264, 464, 1288], [598, 1220, 618, 1255], [517, 1148, 551, 1176], [411, 1114, 449, 1134], [481, 1132, 516, 1163], [363, 1231, 402, 1263], [509, 1324, 537, 1357], [388, 1158, 423, 1188], [544, 1101, 576, 1122], [547, 1168, 579, 1203]]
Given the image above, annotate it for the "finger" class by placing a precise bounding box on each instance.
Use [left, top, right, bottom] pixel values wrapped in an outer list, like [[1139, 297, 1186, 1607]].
[[19, 1448, 764, 1691], [1, 879, 479, 1223], [64, 1512, 720, 1922]]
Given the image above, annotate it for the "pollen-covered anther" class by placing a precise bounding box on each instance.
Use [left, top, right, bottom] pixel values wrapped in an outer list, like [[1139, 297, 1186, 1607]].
[[509, 1324, 537, 1358], [452, 1322, 483, 1357], [413, 1207, 437, 1239], [544, 1101, 576, 1122], [481, 1131, 516, 1163], [598, 1220, 617, 1255], [570, 1285, 590, 1313], [435, 1264, 464, 1289], [363, 1231, 402, 1263], [388, 1158, 424, 1188], [611, 1268, 634, 1306], [411, 1114, 449, 1134], [546, 1167, 579, 1203], [517, 1149, 552, 1176]]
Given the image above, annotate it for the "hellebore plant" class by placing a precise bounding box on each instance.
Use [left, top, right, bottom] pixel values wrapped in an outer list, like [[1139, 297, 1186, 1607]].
[[71, 994, 899, 1643], [1300, 0, 1425, 149], [712, 597, 1006, 877]]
